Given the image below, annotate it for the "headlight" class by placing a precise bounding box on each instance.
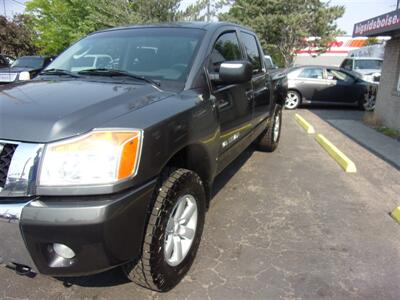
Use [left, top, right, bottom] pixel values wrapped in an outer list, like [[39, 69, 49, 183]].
[[39, 129, 143, 186], [362, 74, 374, 83], [19, 71, 30, 81]]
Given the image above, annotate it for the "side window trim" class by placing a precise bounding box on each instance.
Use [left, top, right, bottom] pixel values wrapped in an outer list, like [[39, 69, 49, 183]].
[[239, 30, 263, 75], [207, 29, 244, 75]]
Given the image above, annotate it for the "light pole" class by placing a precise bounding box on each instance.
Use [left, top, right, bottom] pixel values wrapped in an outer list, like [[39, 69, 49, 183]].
[[397, 0, 400, 10], [3, 0, 6, 17]]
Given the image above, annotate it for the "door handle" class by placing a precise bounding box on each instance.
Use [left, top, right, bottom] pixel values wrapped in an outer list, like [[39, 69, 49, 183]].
[[245, 90, 254, 101]]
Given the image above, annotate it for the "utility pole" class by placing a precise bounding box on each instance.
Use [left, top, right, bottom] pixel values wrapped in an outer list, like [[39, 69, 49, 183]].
[[397, 0, 400, 10], [207, 0, 211, 22], [3, 0, 6, 17]]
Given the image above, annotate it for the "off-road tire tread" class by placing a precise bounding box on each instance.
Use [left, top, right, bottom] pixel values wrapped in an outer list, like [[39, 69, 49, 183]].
[[123, 168, 204, 292]]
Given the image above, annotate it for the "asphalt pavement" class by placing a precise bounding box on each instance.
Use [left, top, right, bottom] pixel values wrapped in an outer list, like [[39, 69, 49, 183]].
[[0, 108, 399, 300]]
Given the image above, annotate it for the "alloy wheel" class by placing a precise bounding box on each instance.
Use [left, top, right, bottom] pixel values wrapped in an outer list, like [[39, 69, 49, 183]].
[[164, 194, 198, 267], [273, 113, 280, 142], [285, 92, 300, 109]]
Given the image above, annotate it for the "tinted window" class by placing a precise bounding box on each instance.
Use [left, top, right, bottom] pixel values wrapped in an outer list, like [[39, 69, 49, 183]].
[[354, 59, 382, 70], [47, 28, 205, 83], [0, 56, 6, 65], [327, 69, 354, 83], [241, 32, 262, 74], [209, 32, 242, 73], [12, 57, 45, 69], [298, 68, 323, 79], [341, 59, 353, 71]]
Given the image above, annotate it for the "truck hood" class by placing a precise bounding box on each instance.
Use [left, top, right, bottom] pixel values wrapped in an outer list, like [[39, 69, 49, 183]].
[[0, 79, 173, 143], [355, 69, 381, 76]]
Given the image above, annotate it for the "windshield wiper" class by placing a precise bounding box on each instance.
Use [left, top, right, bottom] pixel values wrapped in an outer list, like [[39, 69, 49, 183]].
[[41, 68, 80, 78], [77, 68, 161, 87]]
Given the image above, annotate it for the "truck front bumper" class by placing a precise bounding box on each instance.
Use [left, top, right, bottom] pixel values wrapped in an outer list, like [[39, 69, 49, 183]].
[[0, 179, 156, 277]]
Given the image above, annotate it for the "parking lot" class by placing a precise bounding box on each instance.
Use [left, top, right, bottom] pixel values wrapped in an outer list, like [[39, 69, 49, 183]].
[[1, 108, 399, 300]]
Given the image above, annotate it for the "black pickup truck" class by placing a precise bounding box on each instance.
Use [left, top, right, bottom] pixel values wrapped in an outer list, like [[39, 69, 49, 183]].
[[0, 22, 287, 291]]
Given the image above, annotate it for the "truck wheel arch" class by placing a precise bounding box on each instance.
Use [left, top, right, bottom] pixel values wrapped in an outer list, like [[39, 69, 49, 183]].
[[160, 143, 214, 206]]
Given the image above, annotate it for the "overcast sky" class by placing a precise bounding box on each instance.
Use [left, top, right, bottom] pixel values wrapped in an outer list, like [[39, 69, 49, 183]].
[[1, 0, 398, 35]]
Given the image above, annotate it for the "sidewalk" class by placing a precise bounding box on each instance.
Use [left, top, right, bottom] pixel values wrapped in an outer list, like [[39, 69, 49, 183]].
[[307, 109, 400, 169]]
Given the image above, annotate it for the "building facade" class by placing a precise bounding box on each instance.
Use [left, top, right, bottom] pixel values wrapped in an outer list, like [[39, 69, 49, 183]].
[[354, 9, 400, 130]]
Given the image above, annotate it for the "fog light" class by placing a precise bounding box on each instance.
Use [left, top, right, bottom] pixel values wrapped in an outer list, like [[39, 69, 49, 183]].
[[53, 243, 75, 259]]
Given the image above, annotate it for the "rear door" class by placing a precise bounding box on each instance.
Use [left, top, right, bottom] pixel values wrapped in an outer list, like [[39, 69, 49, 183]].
[[240, 31, 271, 126], [294, 67, 326, 102], [207, 31, 253, 159]]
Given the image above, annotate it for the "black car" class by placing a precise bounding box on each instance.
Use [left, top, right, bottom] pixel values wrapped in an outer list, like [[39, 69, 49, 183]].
[[0, 23, 287, 291], [0, 54, 14, 68], [0, 56, 53, 84], [285, 65, 378, 111]]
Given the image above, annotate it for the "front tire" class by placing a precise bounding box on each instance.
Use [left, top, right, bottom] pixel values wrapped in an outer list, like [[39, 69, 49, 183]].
[[257, 105, 282, 152], [123, 169, 206, 292]]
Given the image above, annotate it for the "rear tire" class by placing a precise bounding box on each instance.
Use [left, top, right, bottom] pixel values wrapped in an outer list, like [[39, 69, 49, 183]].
[[285, 90, 301, 110], [257, 105, 282, 152], [123, 169, 206, 292]]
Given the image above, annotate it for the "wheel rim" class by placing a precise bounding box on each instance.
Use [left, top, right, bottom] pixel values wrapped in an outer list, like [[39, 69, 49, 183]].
[[273, 113, 280, 142], [164, 194, 198, 267], [285, 92, 299, 109], [363, 94, 376, 111]]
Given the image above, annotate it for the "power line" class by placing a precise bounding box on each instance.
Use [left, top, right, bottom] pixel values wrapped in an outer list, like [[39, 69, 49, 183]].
[[8, 0, 25, 7]]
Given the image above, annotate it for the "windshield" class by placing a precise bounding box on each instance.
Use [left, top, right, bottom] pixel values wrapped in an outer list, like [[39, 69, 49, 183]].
[[47, 28, 205, 85], [354, 59, 382, 70], [12, 57, 45, 69]]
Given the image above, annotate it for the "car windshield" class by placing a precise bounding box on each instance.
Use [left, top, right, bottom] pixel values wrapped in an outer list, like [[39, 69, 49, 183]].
[[12, 57, 45, 69], [46, 28, 205, 86], [354, 59, 382, 70]]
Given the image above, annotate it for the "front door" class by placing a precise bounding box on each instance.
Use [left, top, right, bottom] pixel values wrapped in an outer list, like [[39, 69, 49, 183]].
[[324, 68, 358, 103], [207, 31, 253, 170]]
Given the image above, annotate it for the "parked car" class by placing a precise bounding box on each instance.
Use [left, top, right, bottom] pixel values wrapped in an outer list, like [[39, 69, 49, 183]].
[[0, 54, 14, 68], [0, 56, 53, 84], [0, 22, 287, 292], [340, 57, 383, 83], [285, 65, 378, 111]]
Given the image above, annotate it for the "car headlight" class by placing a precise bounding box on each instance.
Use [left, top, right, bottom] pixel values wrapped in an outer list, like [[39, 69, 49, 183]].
[[39, 129, 143, 186], [362, 74, 374, 83], [19, 71, 30, 81]]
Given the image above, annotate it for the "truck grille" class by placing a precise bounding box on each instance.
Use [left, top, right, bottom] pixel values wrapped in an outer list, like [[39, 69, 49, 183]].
[[0, 144, 18, 188]]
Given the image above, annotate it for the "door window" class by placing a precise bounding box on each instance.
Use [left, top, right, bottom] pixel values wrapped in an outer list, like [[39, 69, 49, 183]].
[[327, 69, 354, 83], [298, 68, 324, 79], [208, 32, 242, 73], [241, 32, 262, 74]]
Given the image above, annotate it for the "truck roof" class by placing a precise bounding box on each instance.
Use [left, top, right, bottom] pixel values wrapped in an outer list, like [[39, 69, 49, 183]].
[[95, 22, 253, 34]]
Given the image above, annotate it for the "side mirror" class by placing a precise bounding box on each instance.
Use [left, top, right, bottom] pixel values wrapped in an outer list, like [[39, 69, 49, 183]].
[[218, 61, 252, 84]]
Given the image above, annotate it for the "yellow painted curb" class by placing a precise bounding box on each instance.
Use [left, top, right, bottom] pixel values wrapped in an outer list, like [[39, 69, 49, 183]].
[[390, 207, 400, 224], [295, 113, 315, 134], [315, 134, 357, 173]]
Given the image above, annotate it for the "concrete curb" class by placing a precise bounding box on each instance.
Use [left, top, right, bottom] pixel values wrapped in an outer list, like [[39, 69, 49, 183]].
[[390, 207, 400, 224], [295, 113, 315, 134], [315, 134, 357, 173]]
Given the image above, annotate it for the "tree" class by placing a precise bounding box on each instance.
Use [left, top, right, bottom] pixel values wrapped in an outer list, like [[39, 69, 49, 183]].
[[25, 0, 210, 55], [220, 0, 345, 67], [0, 14, 37, 57]]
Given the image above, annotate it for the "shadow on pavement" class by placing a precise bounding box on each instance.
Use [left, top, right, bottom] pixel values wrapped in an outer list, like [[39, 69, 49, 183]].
[[300, 106, 400, 170], [55, 145, 256, 288]]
